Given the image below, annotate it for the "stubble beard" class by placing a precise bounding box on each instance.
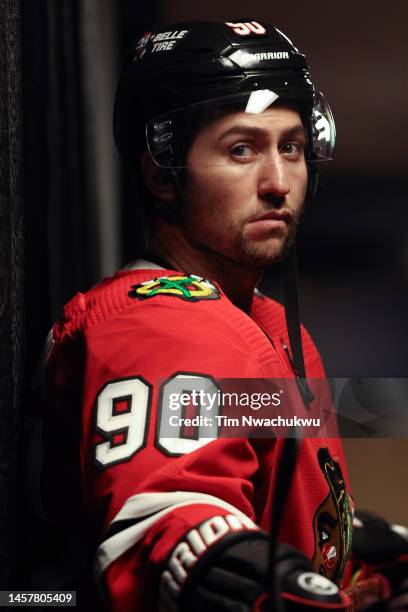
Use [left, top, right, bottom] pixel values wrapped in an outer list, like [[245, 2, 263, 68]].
[[241, 223, 298, 267], [183, 199, 300, 270]]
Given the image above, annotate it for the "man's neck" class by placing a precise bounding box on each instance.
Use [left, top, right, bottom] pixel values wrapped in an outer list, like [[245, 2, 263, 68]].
[[149, 220, 259, 314]]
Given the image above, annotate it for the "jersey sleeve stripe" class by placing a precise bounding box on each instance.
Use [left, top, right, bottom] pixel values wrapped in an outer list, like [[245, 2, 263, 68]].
[[95, 491, 257, 576]]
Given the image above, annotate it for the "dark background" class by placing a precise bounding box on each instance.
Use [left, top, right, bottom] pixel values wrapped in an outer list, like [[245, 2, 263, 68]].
[[1, 0, 407, 590]]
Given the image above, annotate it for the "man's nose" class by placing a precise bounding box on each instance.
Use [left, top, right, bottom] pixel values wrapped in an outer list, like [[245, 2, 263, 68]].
[[257, 151, 290, 202]]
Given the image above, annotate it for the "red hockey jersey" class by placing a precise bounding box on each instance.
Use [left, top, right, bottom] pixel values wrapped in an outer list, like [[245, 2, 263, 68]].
[[44, 262, 353, 611]]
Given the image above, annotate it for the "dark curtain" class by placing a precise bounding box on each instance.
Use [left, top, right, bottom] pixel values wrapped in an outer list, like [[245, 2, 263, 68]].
[[47, 0, 100, 316], [0, 0, 25, 588], [16, 0, 51, 589], [117, 0, 160, 265]]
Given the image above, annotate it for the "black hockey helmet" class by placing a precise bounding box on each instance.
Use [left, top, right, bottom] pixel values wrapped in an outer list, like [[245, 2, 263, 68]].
[[113, 19, 335, 180]]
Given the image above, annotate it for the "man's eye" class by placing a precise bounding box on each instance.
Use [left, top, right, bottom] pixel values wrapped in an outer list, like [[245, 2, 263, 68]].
[[280, 142, 304, 158], [230, 144, 255, 158]]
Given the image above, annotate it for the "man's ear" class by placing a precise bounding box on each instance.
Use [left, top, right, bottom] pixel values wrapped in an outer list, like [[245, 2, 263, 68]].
[[141, 151, 176, 202]]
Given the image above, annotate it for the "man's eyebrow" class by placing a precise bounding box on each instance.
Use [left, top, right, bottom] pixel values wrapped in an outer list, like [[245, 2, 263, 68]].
[[282, 125, 306, 139], [218, 123, 306, 141]]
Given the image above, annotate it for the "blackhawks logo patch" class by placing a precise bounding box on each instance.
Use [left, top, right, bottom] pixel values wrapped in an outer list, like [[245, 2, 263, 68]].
[[312, 448, 353, 584], [128, 275, 220, 302]]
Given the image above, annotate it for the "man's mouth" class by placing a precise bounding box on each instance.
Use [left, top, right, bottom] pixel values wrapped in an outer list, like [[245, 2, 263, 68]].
[[246, 210, 292, 235], [251, 210, 292, 224]]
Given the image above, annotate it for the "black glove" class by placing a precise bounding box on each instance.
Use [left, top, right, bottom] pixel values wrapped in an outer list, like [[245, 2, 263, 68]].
[[352, 510, 408, 611], [159, 515, 348, 611]]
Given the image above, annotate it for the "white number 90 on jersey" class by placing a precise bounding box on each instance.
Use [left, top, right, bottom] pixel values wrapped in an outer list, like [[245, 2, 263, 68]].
[[94, 374, 220, 468]]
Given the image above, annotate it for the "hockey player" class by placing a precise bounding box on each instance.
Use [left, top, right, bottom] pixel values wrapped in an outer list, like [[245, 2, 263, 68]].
[[44, 19, 408, 611]]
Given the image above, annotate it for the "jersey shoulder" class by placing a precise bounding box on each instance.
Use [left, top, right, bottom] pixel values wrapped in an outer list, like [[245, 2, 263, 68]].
[[45, 267, 224, 386], [56, 267, 224, 334], [47, 267, 259, 370]]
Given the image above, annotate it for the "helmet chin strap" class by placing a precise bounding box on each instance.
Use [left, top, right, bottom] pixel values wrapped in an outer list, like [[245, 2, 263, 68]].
[[281, 241, 315, 408], [269, 242, 314, 611], [307, 165, 319, 198]]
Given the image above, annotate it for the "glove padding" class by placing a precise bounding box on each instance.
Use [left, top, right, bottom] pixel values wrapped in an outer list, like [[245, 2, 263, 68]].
[[160, 519, 347, 611], [180, 533, 347, 611], [352, 510, 408, 611], [353, 510, 408, 564]]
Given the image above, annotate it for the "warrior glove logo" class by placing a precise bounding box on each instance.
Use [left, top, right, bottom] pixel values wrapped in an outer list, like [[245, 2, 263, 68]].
[[229, 49, 290, 68]]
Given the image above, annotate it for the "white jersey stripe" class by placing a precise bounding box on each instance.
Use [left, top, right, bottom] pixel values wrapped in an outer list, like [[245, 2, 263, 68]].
[[96, 491, 256, 576]]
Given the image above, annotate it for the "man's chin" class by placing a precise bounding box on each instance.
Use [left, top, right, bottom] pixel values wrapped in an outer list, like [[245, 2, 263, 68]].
[[240, 235, 294, 268]]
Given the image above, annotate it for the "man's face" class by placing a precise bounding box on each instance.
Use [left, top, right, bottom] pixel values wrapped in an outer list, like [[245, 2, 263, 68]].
[[182, 105, 308, 269]]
